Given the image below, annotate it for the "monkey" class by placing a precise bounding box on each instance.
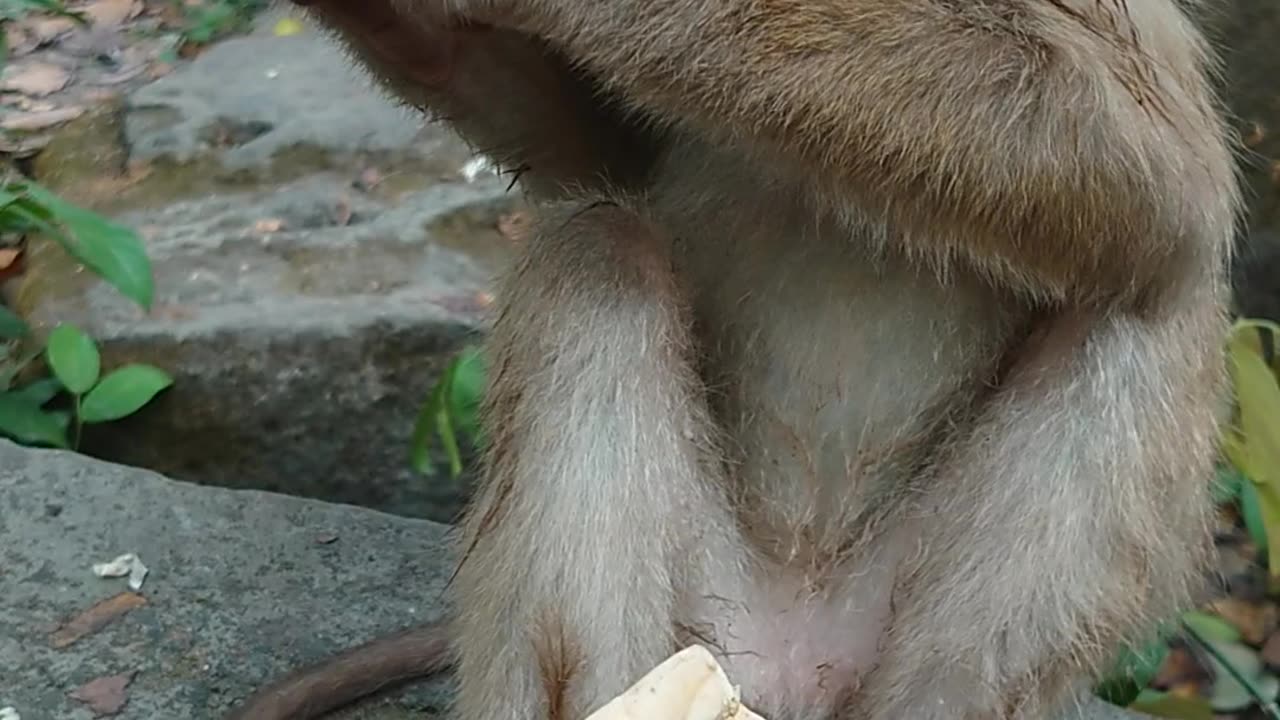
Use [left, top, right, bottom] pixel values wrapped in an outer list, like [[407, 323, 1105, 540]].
[[227, 1, 1240, 719]]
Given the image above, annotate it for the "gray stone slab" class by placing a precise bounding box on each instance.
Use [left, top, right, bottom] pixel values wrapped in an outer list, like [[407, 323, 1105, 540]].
[[0, 439, 453, 719]]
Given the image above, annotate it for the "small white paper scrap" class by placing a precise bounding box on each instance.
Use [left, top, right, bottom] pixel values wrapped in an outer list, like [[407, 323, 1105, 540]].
[[92, 553, 149, 591]]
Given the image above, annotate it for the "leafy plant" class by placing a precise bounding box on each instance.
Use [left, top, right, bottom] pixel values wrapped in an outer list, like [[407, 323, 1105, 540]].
[[169, 0, 266, 47], [411, 346, 485, 478], [0, 175, 169, 449]]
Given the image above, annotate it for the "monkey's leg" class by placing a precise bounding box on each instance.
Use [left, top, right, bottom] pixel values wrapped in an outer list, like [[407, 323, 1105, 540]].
[[450, 201, 735, 720], [849, 286, 1225, 720]]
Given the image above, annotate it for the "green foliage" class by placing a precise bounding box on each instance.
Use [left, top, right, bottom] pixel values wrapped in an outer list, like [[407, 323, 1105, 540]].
[[1096, 633, 1173, 707], [1, 182, 154, 309], [411, 346, 485, 478], [80, 365, 173, 423], [46, 323, 99, 394], [0, 321, 172, 450], [0, 102, 168, 450], [170, 0, 267, 46]]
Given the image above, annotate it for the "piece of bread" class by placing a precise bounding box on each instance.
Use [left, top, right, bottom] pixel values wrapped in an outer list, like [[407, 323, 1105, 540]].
[[584, 646, 765, 720]]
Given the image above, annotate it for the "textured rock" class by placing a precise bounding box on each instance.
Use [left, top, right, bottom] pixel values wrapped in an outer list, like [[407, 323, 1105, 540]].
[[0, 440, 452, 719]]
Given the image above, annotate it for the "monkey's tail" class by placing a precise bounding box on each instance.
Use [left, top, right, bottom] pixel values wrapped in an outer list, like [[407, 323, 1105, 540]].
[[224, 623, 452, 720]]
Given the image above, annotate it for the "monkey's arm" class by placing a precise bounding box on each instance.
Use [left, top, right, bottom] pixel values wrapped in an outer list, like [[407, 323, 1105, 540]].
[[506, 0, 1235, 301]]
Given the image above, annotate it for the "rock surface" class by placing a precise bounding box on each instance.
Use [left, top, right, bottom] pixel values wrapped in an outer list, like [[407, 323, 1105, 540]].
[[0, 441, 1142, 720], [9, 17, 518, 522], [0, 439, 452, 719]]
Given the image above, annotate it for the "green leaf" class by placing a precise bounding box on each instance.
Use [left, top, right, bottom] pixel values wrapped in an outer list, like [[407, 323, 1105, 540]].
[[1241, 480, 1270, 558], [0, 304, 28, 339], [1127, 690, 1214, 720], [10, 377, 64, 407], [79, 365, 173, 423], [1182, 610, 1243, 644], [1095, 638, 1170, 706], [448, 346, 486, 443], [1204, 640, 1271, 712], [19, 183, 154, 309], [45, 324, 99, 394], [0, 391, 68, 448], [1213, 466, 1244, 504], [1226, 323, 1280, 576], [410, 359, 462, 477]]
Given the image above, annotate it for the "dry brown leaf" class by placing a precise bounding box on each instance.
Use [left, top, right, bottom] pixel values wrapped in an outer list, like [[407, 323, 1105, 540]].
[[81, 0, 144, 27], [1, 105, 85, 131], [498, 210, 532, 242], [68, 671, 135, 716], [0, 249, 22, 271], [4, 25, 38, 58], [49, 592, 147, 649], [355, 167, 384, 191], [1262, 632, 1280, 669], [1210, 597, 1278, 646], [26, 16, 78, 44], [2, 62, 72, 97], [0, 249, 24, 282], [148, 303, 197, 321], [333, 197, 353, 227], [1153, 646, 1206, 689], [253, 218, 285, 234]]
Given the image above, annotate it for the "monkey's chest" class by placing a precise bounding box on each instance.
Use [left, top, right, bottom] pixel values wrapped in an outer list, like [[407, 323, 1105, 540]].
[[664, 189, 1019, 536]]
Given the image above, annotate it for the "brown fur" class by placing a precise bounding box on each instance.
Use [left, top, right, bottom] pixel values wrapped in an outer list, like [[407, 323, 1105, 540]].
[[228, 1, 1239, 719]]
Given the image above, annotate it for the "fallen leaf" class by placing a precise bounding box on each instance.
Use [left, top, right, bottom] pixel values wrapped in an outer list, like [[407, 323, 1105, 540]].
[[81, 0, 144, 27], [274, 17, 305, 36], [0, 248, 22, 271], [5, 25, 37, 58], [498, 211, 532, 242], [0, 247, 24, 282], [148, 303, 197, 321], [68, 671, 135, 716], [1153, 646, 1206, 689], [314, 533, 339, 545], [50, 592, 147, 648], [1262, 632, 1280, 669], [2, 62, 72, 97], [0, 106, 85, 131], [1210, 598, 1278, 645], [26, 16, 77, 44], [354, 167, 383, 191], [333, 197, 352, 227], [253, 218, 285, 234]]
